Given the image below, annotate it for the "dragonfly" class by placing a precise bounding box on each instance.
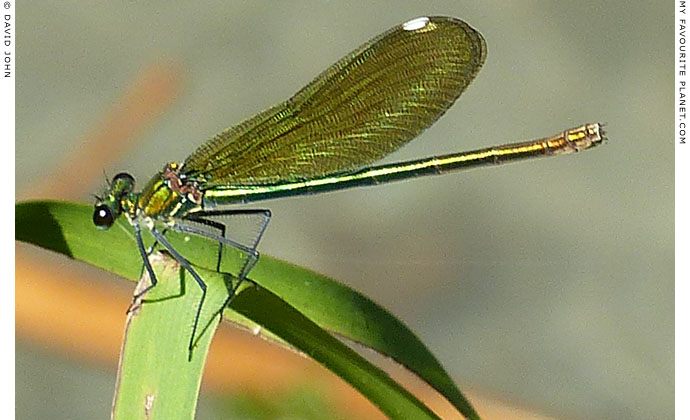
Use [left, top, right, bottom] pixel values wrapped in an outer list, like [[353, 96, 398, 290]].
[[93, 16, 604, 356]]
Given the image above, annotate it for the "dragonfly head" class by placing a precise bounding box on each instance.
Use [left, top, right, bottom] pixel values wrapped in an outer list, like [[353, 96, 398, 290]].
[[93, 172, 136, 230]]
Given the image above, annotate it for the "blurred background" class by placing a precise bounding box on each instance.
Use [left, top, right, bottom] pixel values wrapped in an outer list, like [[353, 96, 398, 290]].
[[15, 1, 672, 420]]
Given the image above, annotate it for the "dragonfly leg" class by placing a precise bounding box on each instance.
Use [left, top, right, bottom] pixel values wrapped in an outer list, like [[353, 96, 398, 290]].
[[145, 226, 168, 254], [167, 221, 257, 319], [172, 209, 271, 281], [171, 209, 271, 321], [132, 223, 158, 301], [183, 218, 226, 272], [150, 228, 207, 360]]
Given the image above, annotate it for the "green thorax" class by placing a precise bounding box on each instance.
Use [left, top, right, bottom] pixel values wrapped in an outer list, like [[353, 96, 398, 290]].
[[136, 163, 201, 219]]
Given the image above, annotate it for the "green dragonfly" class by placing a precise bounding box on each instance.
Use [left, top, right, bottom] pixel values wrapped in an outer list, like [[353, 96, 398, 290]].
[[93, 16, 604, 356]]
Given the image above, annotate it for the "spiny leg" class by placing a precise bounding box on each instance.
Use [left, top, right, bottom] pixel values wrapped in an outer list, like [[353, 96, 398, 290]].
[[132, 224, 167, 289], [216, 210, 271, 319], [173, 209, 271, 280], [150, 228, 207, 360], [132, 224, 158, 301], [172, 209, 271, 318], [168, 221, 257, 319], [151, 209, 272, 355], [145, 226, 169, 255], [185, 217, 226, 273]]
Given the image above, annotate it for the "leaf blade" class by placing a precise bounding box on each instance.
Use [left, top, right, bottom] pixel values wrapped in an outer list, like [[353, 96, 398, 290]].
[[16, 200, 480, 420]]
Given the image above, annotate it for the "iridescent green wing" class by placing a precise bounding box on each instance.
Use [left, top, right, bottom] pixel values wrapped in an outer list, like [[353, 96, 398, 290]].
[[181, 16, 486, 187]]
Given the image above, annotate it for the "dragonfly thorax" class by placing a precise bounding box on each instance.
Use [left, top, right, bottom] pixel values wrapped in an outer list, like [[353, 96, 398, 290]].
[[127, 162, 204, 222], [162, 162, 203, 205]]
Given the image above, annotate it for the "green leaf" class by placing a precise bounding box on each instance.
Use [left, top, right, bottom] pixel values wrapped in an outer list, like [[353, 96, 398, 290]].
[[231, 276, 441, 420], [112, 254, 228, 420], [16, 200, 480, 420]]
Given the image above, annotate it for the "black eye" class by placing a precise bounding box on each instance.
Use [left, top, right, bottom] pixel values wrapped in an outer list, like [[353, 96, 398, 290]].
[[93, 204, 115, 229]]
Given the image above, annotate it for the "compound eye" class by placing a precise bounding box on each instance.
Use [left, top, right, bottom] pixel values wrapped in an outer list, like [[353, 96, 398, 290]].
[[112, 172, 135, 194], [93, 204, 115, 229]]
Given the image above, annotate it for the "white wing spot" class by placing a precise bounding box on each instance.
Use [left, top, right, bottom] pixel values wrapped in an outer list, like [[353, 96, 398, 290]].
[[403, 17, 430, 31]]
